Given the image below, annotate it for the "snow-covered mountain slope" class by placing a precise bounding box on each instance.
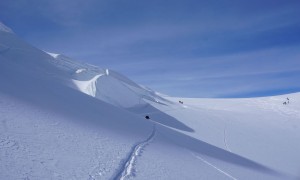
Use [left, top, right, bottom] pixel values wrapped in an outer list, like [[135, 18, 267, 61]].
[[1, 22, 300, 180], [45, 51, 170, 109], [0, 23, 153, 180]]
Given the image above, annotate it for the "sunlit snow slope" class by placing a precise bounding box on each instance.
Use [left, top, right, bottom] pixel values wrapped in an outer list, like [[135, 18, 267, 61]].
[[1, 22, 300, 180], [45, 52, 168, 108]]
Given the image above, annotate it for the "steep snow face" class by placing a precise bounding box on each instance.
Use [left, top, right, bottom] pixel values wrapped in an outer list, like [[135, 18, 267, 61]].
[[72, 74, 104, 97], [46, 52, 170, 108], [45, 51, 60, 58], [0, 23, 167, 109], [0, 22, 13, 33], [0, 30, 64, 79]]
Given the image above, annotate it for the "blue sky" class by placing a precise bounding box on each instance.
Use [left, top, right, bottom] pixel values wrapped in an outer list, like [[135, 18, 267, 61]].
[[1, 0, 300, 97]]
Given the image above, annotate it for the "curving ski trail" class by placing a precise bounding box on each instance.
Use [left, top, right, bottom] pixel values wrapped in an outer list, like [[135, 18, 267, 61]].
[[113, 124, 156, 180]]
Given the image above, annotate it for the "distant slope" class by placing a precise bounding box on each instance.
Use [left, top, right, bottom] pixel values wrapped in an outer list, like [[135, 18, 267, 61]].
[[138, 93, 300, 179]]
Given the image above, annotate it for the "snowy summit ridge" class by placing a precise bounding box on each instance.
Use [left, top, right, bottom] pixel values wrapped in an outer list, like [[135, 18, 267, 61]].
[[0, 22, 14, 33], [43, 51, 167, 108]]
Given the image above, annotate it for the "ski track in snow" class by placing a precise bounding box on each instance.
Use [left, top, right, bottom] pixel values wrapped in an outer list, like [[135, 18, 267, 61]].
[[113, 124, 156, 180], [223, 122, 232, 153], [191, 152, 238, 180]]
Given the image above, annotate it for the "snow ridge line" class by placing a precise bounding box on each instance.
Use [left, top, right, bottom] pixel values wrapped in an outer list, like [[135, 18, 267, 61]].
[[113, 124, 156, 180], [191, 152, 238, 180]]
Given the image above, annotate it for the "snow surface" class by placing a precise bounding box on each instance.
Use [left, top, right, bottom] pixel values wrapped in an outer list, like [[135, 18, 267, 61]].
[[46, 51, 60, 59], [1, 22, 300, 180]]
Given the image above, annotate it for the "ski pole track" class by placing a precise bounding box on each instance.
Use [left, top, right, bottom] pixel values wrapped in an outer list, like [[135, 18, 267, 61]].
[[191, 152, 238, 180], [113, 124, 156, 180]]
